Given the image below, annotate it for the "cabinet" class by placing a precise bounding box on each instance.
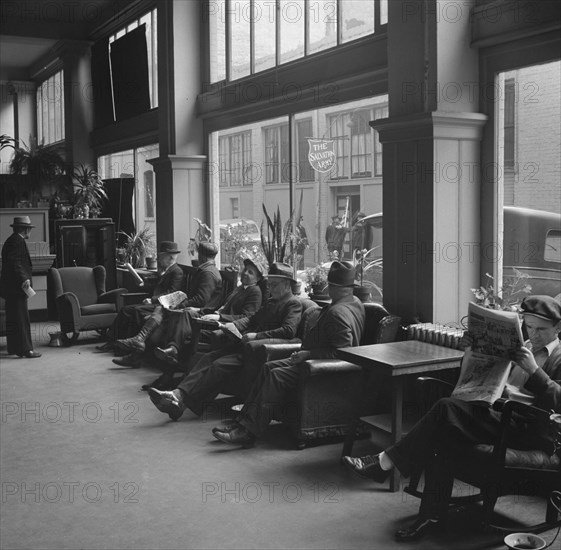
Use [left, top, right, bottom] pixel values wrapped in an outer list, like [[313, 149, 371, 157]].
[[53, 219, 117, 289]]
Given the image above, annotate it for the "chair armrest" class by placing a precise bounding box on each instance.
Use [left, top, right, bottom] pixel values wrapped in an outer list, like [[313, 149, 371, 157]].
[[118, 292, 150, 309], [260, 343, 302, 362], [98, 288, 128, 304], [493, 398, 550, 423], [56, 292, 81, 332], [303, 359, 362, 376], [416, 377, 455, 393]]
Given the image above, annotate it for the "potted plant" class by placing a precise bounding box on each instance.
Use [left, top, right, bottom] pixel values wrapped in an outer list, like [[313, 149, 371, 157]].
[[118, 227, 156, 269], [470, 269, 532, 311], [71, 164, 107, 219], [9, 136, 66, 205], [304, 264, 329, 298], [353, 247, 383, 302]]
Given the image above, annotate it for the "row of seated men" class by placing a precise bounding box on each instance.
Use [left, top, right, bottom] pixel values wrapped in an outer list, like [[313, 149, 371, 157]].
[[96, 240, 561, 543]]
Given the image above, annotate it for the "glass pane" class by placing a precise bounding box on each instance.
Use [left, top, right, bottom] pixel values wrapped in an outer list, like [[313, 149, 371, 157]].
[[380, 0, 388, 25], [210, 96, 387, 302], [308, 0, 337, 54], [279, 0, 305, 64], [341, 0, 375, 43], [136, 144, 159, 241], [254, 0, 276, 72], [230, 0, 251, 80], [497, 61, 561, 300], [210, 0, 226, 82]]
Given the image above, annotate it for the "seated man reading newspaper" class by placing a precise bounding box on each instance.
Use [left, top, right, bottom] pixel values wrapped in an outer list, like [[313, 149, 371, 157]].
[[342, 295, 561, 542]]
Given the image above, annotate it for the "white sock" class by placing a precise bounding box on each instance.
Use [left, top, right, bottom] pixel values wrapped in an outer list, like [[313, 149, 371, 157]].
[[378, 451, 394, 471]]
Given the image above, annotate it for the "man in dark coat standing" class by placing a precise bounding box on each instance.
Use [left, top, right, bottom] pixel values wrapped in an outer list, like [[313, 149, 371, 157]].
[[0, 216, 41, 358]]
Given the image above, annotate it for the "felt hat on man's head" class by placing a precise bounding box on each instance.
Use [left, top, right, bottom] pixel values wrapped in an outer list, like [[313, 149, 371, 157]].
[[198, 241, 219, 257], [10, 216, 35, 228], [520, 295, 561, 323], [327, 261, 356, 287], [267, 262, 296, 283], [331, 214, 341, 220], [158, 241, 180, 255], [243, 258, 268, 278]]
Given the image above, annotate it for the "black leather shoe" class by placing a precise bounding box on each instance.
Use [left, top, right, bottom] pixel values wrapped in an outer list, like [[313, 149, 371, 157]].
[[112, 354, 141, 368], [141, 373, 177, 392], [19, 350, 42, 358], [342, 454, 390, 482], [394, 517, 441, 542], [147, 388, 186, 421], [212, 423, 256, 448], [154, 346, 178, 366]]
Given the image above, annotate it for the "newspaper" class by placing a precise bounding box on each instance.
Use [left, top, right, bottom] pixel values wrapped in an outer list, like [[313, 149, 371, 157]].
[[221, 322, 243, 340], [451, 302, 524, 404], [157, 291, 187, 310]]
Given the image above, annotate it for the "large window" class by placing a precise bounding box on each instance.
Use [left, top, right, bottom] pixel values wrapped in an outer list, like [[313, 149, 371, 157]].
[[109, 8, 158, 109], [496, 61, 561, 299], [97, 144, 159, 239], [328, 105, 387, 180], [37, 70, 65, 145], [209, 0, 387, 83]]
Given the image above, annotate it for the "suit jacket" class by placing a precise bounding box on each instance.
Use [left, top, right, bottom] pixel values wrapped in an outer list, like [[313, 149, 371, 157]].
[[151, 263, 184, 303], [0, 232, 33, 299], [524, 340, 561, 412], [216, 284, 263, 322], [182, 260, 222, 309], [301, 295, 365, 359], [236, 293, 302, 341]]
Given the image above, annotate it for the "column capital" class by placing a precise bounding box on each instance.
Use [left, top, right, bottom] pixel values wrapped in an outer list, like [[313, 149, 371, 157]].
[[371, 111, 488, 142]]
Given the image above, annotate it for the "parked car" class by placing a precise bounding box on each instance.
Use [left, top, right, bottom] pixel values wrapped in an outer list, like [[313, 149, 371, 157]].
[[219, 218, 261, 267], [356, 207, 561, 299], [502, 206, 561, 298]]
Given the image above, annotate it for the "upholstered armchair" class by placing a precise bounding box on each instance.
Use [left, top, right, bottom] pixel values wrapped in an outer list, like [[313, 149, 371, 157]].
[[48, 266, 128, 344], [242, 302, 402, 448], [405, 376, 561, 534]]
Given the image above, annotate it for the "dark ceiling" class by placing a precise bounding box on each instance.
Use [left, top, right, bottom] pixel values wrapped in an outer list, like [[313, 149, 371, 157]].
[[0, 0, 136, 81]]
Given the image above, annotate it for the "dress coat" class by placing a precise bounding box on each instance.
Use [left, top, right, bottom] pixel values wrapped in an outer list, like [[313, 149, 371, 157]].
[[1, 232, 34, 355]]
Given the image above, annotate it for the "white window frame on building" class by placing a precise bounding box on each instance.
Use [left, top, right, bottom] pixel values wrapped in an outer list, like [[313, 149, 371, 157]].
[[36, 69, 65, 146]]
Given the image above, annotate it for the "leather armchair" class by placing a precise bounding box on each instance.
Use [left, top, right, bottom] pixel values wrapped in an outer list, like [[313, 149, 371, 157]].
[[48, 266, 128, 344], [243, 302, 402, 448], [405, 377, 561, 534]]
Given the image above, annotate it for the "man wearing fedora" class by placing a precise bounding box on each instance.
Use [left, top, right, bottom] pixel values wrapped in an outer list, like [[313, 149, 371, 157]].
[[147, 262, 303, 421], [98, 241, 184, 351], [211, 260, 365, 447], [113, 241, 223, 366], [0, 216, 41, 358], [342, 294, 561, 542]]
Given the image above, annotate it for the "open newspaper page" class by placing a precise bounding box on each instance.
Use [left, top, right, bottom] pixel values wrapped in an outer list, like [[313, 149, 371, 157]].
[[221, 322, 243, 340], [451, 302, 524, 404], [157, 291, 187, 310]]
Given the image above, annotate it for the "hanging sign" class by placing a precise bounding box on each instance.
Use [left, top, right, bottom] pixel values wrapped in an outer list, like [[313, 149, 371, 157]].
[[307, 139, 336, 173]]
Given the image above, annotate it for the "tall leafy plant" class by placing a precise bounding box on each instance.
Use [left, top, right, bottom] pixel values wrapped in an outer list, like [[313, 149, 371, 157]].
[[260, 204, 292, 267]]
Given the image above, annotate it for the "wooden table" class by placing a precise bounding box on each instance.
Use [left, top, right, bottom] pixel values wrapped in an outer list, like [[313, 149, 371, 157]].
[[337, 340, 464, 491]]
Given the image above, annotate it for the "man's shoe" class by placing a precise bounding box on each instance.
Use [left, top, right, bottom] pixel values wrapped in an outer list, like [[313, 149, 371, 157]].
[[96, 341, 114, 352], [342, 454, 390, 483], [112, 353, 141, 368], [115, 336, 145, 353], [394, 517, 441, 542], [147, 388, 186, 421], [141, 373, 177, 392], [19, 350, 42, 358], [212, 423, 256, 448], [154, 346, 179, 366]]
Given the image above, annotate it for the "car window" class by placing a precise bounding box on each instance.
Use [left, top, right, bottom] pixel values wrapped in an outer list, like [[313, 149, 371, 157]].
[[544, 230, 561, 263]]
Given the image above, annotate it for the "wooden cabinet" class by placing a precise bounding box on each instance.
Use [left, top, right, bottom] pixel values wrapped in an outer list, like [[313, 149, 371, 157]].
[[53, 219, 117, 289]]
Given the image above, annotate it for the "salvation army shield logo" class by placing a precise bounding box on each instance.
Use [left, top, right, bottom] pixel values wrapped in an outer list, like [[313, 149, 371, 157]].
[[308, 139, 336, 173]]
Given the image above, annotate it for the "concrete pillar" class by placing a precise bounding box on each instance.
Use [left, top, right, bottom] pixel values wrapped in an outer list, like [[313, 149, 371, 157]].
[[153, 0, 207, 253], [374, 0, 487, 324]]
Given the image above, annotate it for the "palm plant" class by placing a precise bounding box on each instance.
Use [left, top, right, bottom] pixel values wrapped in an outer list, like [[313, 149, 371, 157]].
[[118, 227, 156, 268], [72, 164, 107, 215], [9, 136, 65, 191]]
